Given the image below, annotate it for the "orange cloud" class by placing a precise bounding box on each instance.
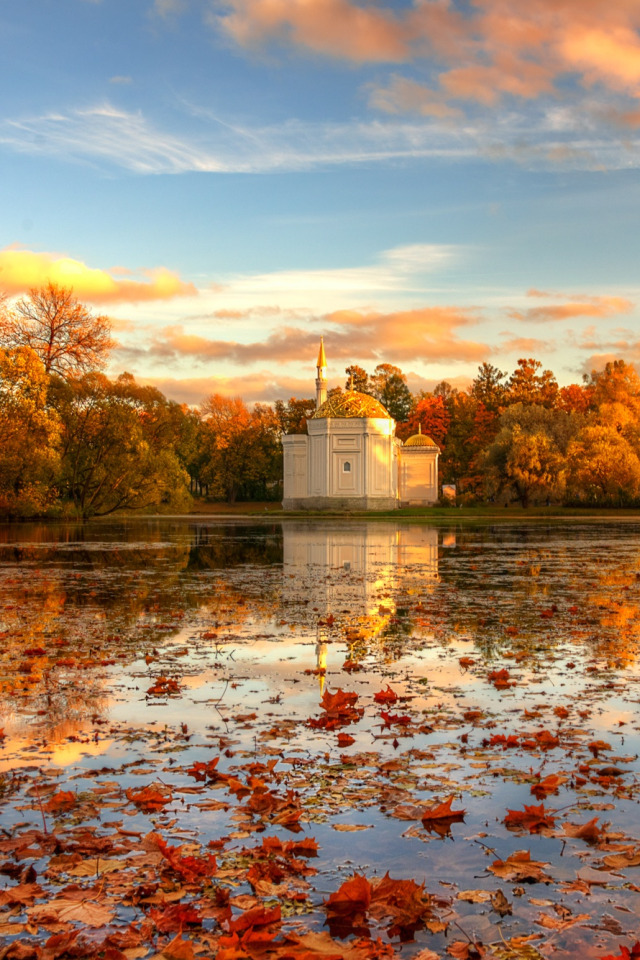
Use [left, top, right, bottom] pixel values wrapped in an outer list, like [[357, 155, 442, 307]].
[[0, 248, 197, 304], [500, 336, 552, 354], [509, 294, 633, 324], [141, 372, 315, 406], [127, 304, 489, 369], [217, 0, 640, 118], [214, 0, 409, 63]]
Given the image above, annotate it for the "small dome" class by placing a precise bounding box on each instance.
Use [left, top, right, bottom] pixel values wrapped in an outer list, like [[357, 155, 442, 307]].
[[404, 432, 438, 447], [312, 390, 391, 420]]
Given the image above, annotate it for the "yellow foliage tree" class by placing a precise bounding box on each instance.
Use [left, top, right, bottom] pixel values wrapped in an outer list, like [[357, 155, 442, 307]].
[[0, 347, 61, 515]]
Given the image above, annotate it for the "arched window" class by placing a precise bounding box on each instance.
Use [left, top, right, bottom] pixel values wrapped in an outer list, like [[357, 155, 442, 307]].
[[343, 461, 351, 472]]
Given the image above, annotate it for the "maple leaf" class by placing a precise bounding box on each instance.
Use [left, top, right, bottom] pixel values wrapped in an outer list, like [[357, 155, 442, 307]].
[[337, 733, 355, 746], [599, 943, 640, 960], [320, 687, 358, 714], [504, 804, 556, 834], [186, 757, 220, 782], [379, 710, 412, 727], [488, 850, 550, 883], [530, 773, 567, 799], [43, 790, 77, 812], [484, 734, 520, 749], [156, 837, 218, 883], [149, 903, 202, 933], [488, 668, 512, 688], [448, 941, 487, 959], [126, 784, 172, 811], [421, 795, 465, 830], [324, 874, 372, 917], [561, 817, 603, 844], [160, 934, 198, 960], [29, 897, 114, 927], [374, 685, 398, 705], [227, 903, 281, 933]]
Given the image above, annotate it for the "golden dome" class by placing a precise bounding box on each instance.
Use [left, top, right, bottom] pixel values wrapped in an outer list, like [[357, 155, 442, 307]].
[[312, 390, 391, 420], [404, 432, 438, 447]]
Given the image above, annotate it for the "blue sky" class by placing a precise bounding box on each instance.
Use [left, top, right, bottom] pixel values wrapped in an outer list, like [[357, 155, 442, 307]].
[[2, 0, 640, 404]]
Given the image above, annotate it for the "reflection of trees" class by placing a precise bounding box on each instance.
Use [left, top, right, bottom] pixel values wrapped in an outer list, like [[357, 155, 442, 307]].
[[431, 523, 640, 666]]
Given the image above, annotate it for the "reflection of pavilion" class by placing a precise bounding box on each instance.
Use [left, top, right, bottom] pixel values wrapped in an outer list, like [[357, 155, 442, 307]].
[[282, 521, 438, 618]]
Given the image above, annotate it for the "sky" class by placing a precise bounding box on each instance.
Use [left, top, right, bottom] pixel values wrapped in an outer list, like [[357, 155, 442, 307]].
[[1, 0, 640, 405]]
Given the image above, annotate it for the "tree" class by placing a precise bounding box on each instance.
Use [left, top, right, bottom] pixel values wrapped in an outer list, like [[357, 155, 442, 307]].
[[470, 362, 506, 412], [370, 363, 413, 422], [482, 404, 575, 507], [506, 358, 558, 408], [0, 346, 61, 515], [200, 394, 281, 503], [345, 365, 370, 393], [274, 397, 316, 435], [566, 425, 640, 505], [558, 382, 593, 414], [54, 372, 190, 517], [1, 282, 114, 378], [588, 359, 640, 413], [398, 394, 450, 446]]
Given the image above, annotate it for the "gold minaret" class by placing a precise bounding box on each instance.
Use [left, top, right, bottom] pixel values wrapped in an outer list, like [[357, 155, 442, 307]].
[[315, 337, 327, 410]]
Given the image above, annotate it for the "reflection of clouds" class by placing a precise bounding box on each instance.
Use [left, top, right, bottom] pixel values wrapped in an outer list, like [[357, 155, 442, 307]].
[[0, 717, 113, 772]]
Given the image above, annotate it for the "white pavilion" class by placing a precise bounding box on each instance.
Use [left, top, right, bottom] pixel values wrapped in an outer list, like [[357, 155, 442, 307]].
[[281, 341, 439, 511]]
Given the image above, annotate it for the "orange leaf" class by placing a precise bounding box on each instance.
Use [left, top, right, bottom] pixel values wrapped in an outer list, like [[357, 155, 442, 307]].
[[504, 804, 556, 833], [374, 685, 398, 705], [325, 874, 372, 917]]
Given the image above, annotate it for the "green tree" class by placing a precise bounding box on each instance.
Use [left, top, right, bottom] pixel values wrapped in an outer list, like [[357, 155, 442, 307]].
[[1, 282, 114, 378], [0, 347, 61, 516], [470, 362, 506, 412], [345, 365, 370, 393], [370, 363, 413, 422], [274, 397, 316, 435]]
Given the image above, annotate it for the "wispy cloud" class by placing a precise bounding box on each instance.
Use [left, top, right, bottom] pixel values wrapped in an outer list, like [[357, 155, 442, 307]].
[[2, 101, 639, 174], [138, 371, 314, 406], [509, 291, 634, 323]]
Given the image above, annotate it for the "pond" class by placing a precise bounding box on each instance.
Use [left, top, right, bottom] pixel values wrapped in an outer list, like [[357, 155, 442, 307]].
[[2, 517, 640, 960]]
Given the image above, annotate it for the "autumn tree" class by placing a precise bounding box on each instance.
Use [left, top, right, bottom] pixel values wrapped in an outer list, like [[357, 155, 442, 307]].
[[566, 424, 640, 505], [398, 394, 450, 445], [482, 404, 577, 507], [0, 282, 114, 378], [506, 358, 558, 408], [54, 372, 190, 517], [0, 346, 61, 516], [200, 394, 281, 503]]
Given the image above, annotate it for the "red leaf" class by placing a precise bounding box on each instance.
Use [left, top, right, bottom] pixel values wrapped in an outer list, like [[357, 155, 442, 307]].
[[374, 685, 398, 705]]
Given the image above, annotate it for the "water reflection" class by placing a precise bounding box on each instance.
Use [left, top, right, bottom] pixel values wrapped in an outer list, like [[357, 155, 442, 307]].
[[3, 518, 640, 741], [282, 522, 439, 616]]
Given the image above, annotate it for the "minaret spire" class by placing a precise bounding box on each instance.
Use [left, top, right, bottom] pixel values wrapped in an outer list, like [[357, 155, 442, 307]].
[[315, 337, 327, 409]]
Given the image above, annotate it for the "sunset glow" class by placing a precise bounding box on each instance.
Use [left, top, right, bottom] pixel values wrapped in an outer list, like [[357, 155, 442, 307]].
[[1, 1, 639, 403]]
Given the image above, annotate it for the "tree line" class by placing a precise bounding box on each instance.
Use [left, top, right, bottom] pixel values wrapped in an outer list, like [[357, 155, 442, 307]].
[[1, 282, 639, 516]]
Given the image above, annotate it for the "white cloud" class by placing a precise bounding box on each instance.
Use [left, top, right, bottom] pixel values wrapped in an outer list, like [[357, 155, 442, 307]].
[[3, 101, 640, 175]]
